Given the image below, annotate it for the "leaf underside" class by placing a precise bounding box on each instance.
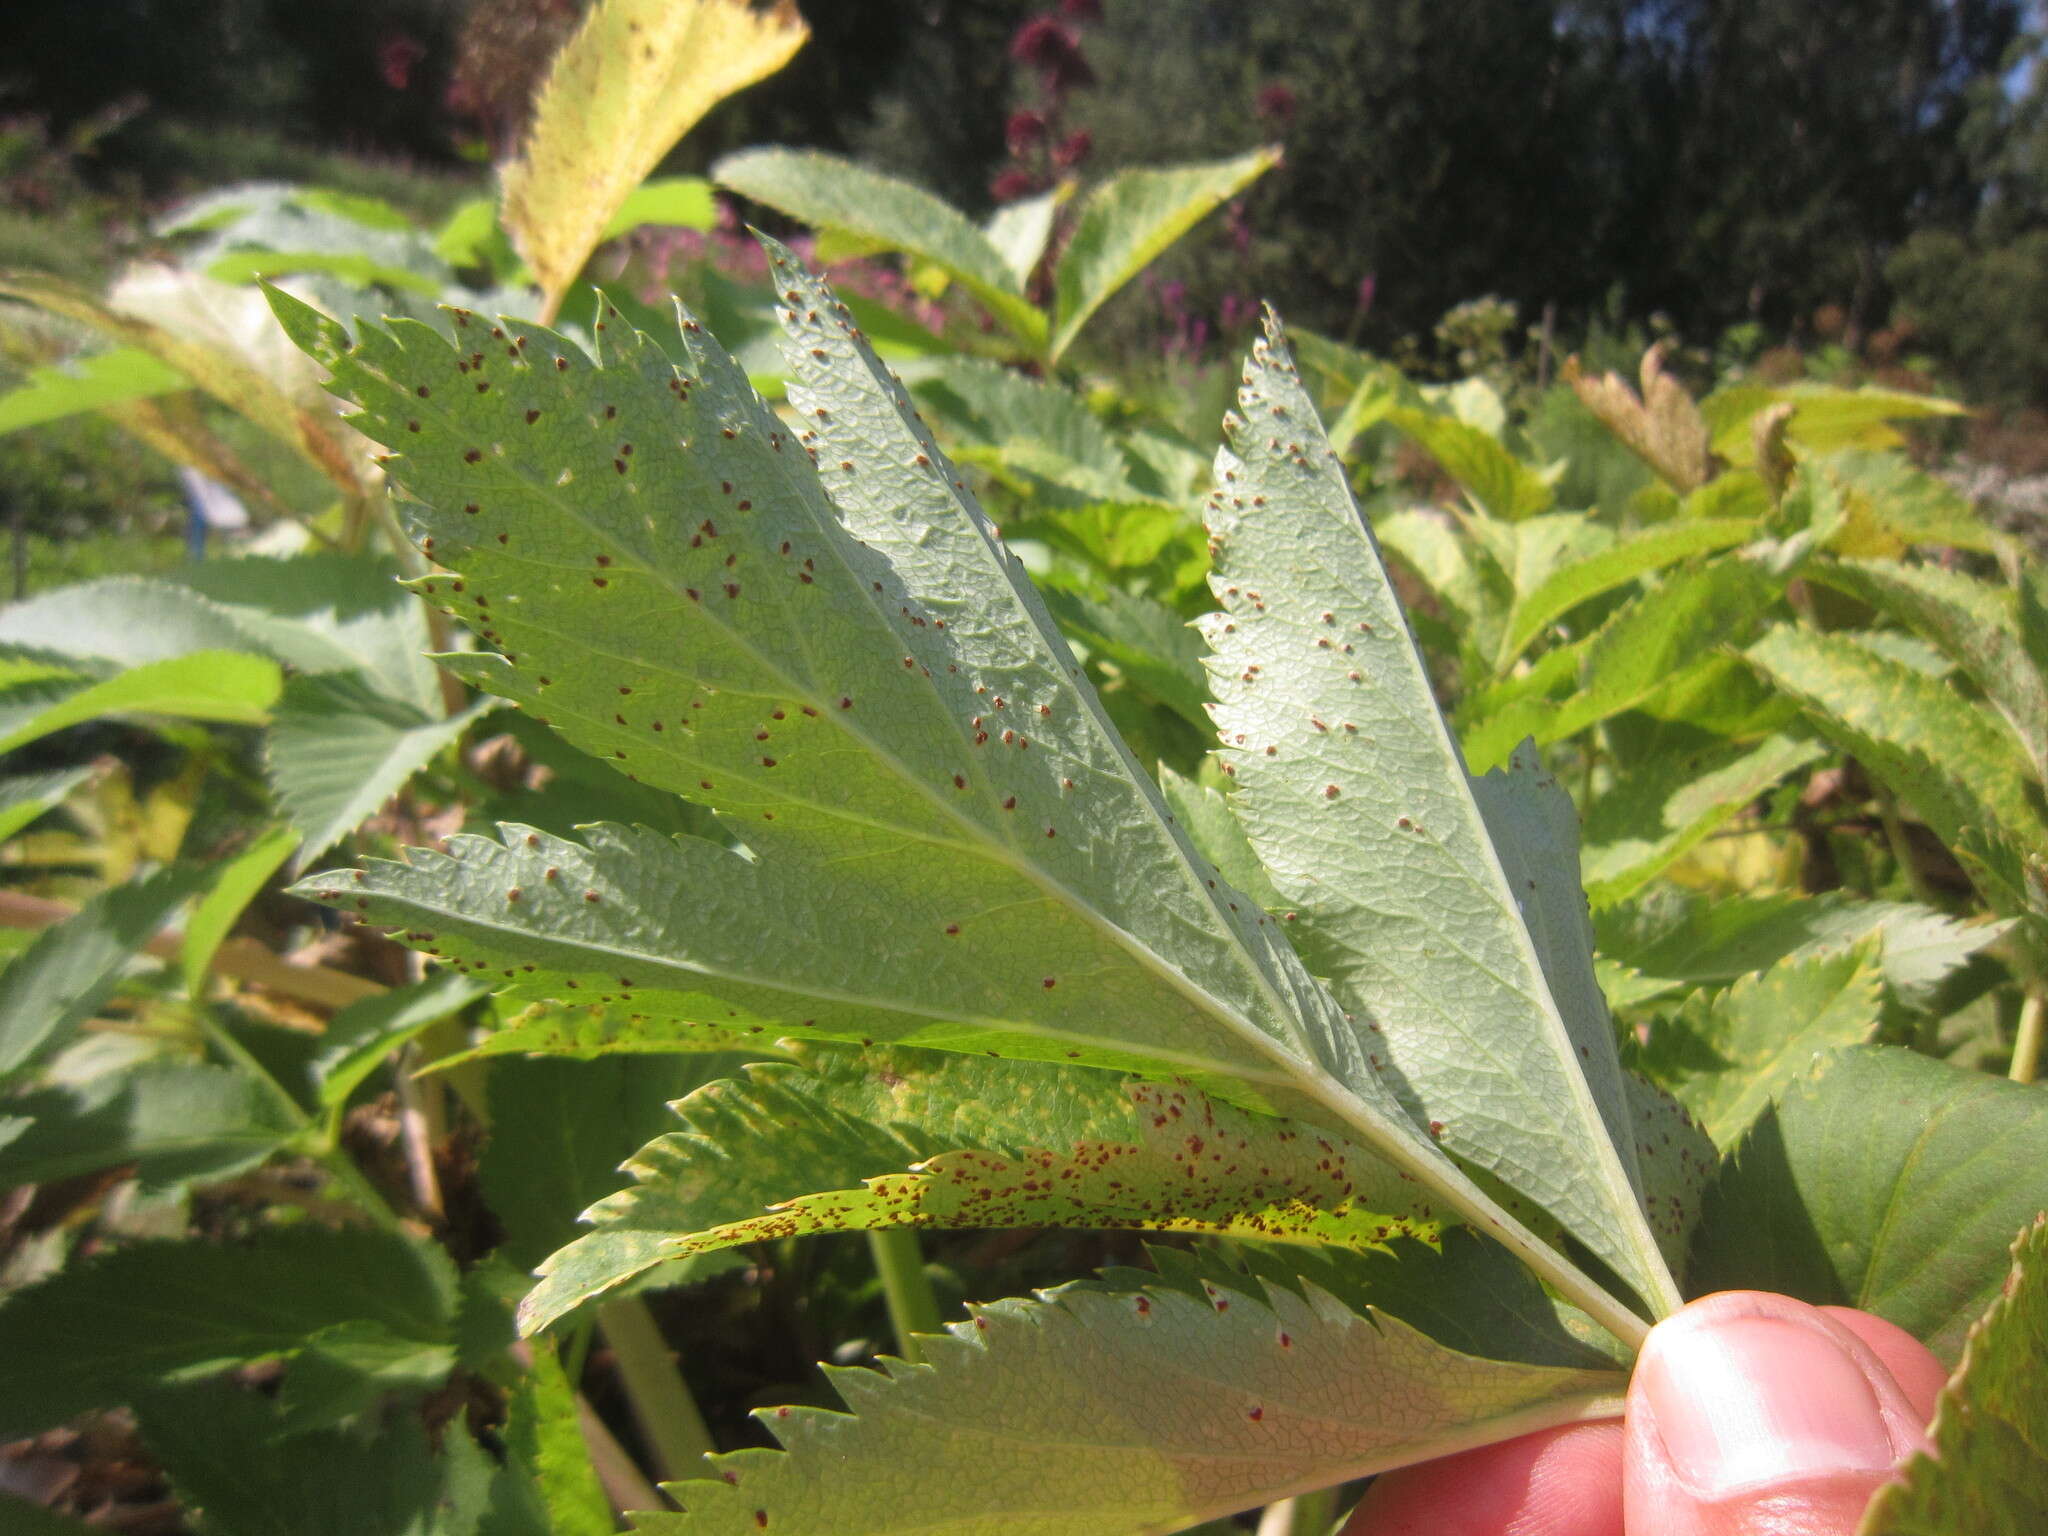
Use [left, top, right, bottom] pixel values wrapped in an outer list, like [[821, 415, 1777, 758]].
[[636, 1272, 1623, 1536], [278, 241, 1663, 1345]]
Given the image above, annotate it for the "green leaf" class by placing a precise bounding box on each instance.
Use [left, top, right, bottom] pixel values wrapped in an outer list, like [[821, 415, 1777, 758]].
[[601, 176, 718, 240], [482, 1051, 749, 1275], [1207, 1229, 1628, 1371], [135, 1376, 499, 1536], [0, 868, 200, 1078], [0, 345, 188, 434], [1861, 1215, 2048, 1536], [182, 824, 301, 994], [1200, 328, 1679, 1318], [0, 268, 368, 493], [1594, 890, 2011, 1009], [715, 147, 1044, 349], [1040, 585, 1212, 732], [272, 1322, 460, 1436], [500, 0, 808, 316], [503, 1342, 615, 1536], [1463, 555, 1778, 772], [1689, 1045, 2048, 1365], [1385, 406, 1556, 522], [637, 1274, 1623, 1536], [176, 552, 446, 715], [0, 1225, 458, 1435], [1746, 625, 2048, 907], [267, 674, 498, 863], [0, 650, 281, 756], [1156, 764, 1281, 909], [524, 1046, 1441, 1331], [0, 1061, 294, 1190], [1580, 734, 1827, 908], [1048, 148, 1279, 363], [0, 574, 264, 667], [281, 252, 1650, 1344], [1637, 947, 1882, 1150], [1810, 558, 2048, 784], [0, 1497, 102, 1535], [1703, 384, 1966, 465], [1494, 517, 1760, 671], [0, 766, 90, 842], [984, 188, 1062, 288], [314, 969, 490, 1111]]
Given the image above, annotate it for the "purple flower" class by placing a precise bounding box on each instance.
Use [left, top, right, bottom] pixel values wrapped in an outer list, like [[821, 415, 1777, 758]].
[[1006, 109, 1048, 156], [1255, 81, 1297, 128], [1051, 128, 1093, 169], [990, 168, 1047, 204], [1010, 16, 1095, 91]]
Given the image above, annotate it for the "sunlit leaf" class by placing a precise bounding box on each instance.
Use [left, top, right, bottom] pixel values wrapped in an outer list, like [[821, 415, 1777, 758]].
[[1049, 148, 1279, 363], [501, 0, 807, 317], [714, 147, 1044, 349], [636, 1272, 1623, 1536]]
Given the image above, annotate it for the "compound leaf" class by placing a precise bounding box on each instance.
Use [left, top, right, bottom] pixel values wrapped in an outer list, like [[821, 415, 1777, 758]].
[[277, 247, 1649, 1345], [0, 344, 188, 435], [0, 867, 201, 1079]]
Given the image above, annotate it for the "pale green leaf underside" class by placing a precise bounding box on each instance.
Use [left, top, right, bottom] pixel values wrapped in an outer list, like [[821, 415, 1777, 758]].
[[281, 249, 1651, 1344], [636, 1275, 1622, 1536], [523, 1044, 1438, 1332], [0, 766, 91, 844], [1639, 946, 1882, 1152], [1198, 323, 1676, 1317], [1860, 1216, 2048, 1536], [713, 147, 1045, 348], [1049, 148, 1279, 363]]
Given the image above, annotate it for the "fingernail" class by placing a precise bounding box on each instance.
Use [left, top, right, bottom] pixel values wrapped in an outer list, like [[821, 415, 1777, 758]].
[[1641, 1314, 1898, 1497]]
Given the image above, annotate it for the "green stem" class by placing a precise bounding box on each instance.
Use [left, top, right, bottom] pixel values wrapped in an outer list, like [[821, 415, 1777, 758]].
[[2012, 983, 2045, 1086], [1873, 785, 1941, 908], [867, 1228, 944, 1363], [597, 1297, 716, 1482], [193, 1004, 403, 1232]]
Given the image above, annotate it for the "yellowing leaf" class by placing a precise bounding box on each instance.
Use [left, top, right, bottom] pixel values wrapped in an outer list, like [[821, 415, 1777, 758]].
[[1565, 346, 1714, 493], [501, 0, 808, 318]]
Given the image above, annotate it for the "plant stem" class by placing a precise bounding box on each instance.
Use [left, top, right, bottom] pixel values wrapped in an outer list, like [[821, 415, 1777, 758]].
[[575, 1390, 670, 1514], [867, 1228, 945, 1363], [1872, 784, 1942, 908], [2012, 982, 2045, 1086], [596, 1296, 716, 1482]]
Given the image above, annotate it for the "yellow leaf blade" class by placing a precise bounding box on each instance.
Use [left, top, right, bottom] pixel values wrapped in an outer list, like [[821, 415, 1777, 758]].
[[501, 0, 808, 317]]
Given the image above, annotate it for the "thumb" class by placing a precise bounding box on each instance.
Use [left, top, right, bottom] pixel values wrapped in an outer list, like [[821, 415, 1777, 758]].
[[1625, 1291, 1933, 1536]]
